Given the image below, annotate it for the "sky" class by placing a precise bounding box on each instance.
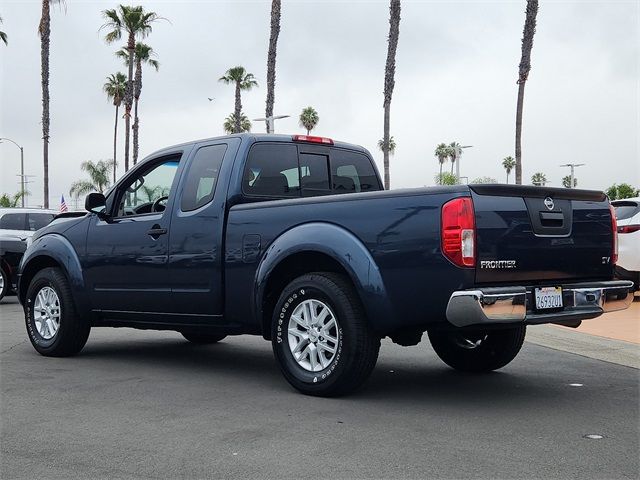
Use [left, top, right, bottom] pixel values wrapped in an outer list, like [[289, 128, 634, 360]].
[[0, 0, 639, 208]]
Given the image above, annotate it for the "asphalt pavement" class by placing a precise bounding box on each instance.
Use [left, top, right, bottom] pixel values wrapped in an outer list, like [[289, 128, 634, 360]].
[[1, 296, 638, 479]]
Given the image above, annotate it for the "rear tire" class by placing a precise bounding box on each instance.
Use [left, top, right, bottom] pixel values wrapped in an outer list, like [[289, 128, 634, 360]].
[[181, 332, 226, 344], [271, 272, 380, 397], [428, 325, 526, 373], [0, 266, 9, 302], [25, 267, 90, 357]]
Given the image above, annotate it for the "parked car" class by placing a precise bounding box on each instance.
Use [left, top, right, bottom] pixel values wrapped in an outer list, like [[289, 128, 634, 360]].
[[0, 208, 56, 241], [612, 197, 640, 290], [18, 134, 634, 396], [0, 234, 27, 301]]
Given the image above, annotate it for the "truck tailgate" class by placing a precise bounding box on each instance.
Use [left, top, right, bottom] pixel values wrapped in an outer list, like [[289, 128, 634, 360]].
[[470, 185, 614, 284]]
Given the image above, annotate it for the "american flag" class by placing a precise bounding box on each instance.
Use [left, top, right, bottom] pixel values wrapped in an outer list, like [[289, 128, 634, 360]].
[[60, 195, 68, 213]]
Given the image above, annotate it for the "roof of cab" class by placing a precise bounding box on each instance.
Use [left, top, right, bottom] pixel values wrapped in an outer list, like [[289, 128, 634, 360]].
[[145, 133, 368, 159]]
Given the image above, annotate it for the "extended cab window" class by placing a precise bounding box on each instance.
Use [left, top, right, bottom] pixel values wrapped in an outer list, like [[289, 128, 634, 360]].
[[243, 144, 299, 197], [331, 150, 382, 193], [115, 156, 180, 216], [181, 144, 227, 211]]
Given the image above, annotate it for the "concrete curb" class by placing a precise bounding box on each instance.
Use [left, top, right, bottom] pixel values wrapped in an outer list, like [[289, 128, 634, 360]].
[[526, 325, 640, 369]]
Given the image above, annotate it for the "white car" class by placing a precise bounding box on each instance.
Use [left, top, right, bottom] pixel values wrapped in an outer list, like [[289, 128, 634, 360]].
[[0, 208, 57, 241], [612, 197, 640, 290]]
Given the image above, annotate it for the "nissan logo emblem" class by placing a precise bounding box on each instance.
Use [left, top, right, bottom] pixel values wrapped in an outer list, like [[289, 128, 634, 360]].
[[544, 197, 555, 210]]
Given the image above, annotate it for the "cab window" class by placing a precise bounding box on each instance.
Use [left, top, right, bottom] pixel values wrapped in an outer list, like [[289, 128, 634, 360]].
[[243, 144, 299, 197], [0, 213, 26, 230], [331, 150, 382, 193], [115, 156, 180, 217]]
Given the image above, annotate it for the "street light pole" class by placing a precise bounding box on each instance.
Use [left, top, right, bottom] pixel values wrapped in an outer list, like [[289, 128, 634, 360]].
[[456, 145, 473, 180], [0, 137, 25, 207], [252, 114, 290, 134], [559, 163, 585, 188]]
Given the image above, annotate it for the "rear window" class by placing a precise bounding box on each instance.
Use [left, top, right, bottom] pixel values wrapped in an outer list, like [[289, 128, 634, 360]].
[[613, 201, 640, 221], [27, 213, 54, 231], [0, 213, 26, 230]]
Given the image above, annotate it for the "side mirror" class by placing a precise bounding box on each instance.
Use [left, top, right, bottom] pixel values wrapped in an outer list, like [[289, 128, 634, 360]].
[[85, 192, 108, 218]]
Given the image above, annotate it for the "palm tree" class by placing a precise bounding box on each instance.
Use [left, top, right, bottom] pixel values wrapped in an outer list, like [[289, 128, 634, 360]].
[[103, 72, 127, 184], [435, 143, 450, 184], [299, 107, 319, 135], [39, 0, 64, 209], [515, 0, 539, 185], [102, 5, 164, 172], [448, 142, 462, 176], [531, 172, 547, 186], [69, 160, 114, 199], [562, 175, 577, 188], [223, 113, 252, 134], [502, 156, 516, 184], [378, 137, 396, 155], [219, 67, 259, 133], [0, 191, 27, 208], [381, 0, 401, 190], [0, 15, 8, 45], [265, 0, 281, 133], [117, 43, 159, 166]]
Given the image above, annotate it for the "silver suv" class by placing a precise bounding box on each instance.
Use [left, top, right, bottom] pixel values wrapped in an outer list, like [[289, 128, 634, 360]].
[[0, 208, 56, 241]]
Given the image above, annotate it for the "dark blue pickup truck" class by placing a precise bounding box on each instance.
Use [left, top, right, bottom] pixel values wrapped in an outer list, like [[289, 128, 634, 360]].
[[18, 134, 634, 396]]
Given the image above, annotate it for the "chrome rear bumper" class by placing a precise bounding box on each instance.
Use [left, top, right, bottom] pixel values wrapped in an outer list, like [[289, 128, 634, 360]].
[[446, 280, 634, 328]]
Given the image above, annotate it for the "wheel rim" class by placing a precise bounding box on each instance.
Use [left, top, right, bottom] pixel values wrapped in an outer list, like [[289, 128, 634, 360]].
[[287, 299, 340, 372], [454, 333, 488, 350], [0, 270, 5, 293], [33, 286, 61, 340]]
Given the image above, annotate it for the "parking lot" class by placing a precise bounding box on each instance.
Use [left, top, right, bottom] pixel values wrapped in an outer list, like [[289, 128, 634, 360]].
[[1, 296, 638, 479]]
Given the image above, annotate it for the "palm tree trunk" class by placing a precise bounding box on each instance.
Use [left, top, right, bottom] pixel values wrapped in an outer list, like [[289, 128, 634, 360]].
[[439, 163, 443, 184], [234, 81, 242, 133], [306, 128, 310, 135], [133, 59, 142, 166], [382, 0, 401, 190], [514, 0, 539, 185], [39, 0, 51, 208], [450, 161, 454, 175], [265, 0, 281, 134], [113, 104, 119, 183], [506, 171, 509, 184], [124, 34, 135, 172]]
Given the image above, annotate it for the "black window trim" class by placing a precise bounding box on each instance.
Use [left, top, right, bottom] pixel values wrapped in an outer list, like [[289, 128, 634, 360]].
[[180, 142, 229, 213]]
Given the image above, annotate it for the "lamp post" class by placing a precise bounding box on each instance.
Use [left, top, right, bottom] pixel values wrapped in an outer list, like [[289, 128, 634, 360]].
[[252, 114, 290, 134], [455, 145, 473, 180], [559, 163, 585, 188], [0, 137, 25, 207]]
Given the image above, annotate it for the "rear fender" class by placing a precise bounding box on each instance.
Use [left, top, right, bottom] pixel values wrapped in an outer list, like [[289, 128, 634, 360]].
[[255, 222, 393, 332]]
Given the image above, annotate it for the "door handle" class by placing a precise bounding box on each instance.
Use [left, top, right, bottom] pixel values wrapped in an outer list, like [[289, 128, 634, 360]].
[[147, 225, 167, 238]]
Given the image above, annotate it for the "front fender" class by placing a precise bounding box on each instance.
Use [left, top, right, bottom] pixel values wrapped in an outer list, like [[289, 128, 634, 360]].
[[255, 222, 394, 332], [18, 234, 89, 315]]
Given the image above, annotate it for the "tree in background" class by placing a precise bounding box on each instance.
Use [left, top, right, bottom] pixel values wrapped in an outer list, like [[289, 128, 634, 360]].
[[562, 175, 577, 188], [502, 156, 516, 184], [434, 143, 450, 184], [299, 106, 319, 135], [378, 136, 396, 155], [264, 0, 281, 133], [0, 191, 27, 208], [606, 184, 639, 200], [531, 172, 547, 186], [117, 43, 160, 165], [0, 15, 7, 45], [219, 67, 259, 134], [514, 0, 539, 185], [69, 160, 114, 199], [472, 176, 498, 184], [223, 113, 251, 134], [103, 72, 127, 183], [39, 0, 65, 208], [435, 172, 458, 186], [381, 0, 401, 190], [102, 5, 164, 172], [448, 142, 462, 175]]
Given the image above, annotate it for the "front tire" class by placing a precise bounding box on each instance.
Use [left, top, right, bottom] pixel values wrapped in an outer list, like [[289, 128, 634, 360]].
[[181, 332, 226, 344], [0, 266, 9, 302], [428, 325, 526, 373], [271, 272, 380, 397], [25, 267, 90, 357]]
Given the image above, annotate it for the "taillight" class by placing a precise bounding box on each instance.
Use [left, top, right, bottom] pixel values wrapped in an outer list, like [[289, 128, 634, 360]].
[[441, 197, 476, 268], [618, 224, 640, 234], [292, 134, 334, 145], [609, 204, 618, 264]]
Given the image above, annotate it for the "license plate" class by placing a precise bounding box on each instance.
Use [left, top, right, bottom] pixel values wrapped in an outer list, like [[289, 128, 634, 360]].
[[534, 286, 563, 310]]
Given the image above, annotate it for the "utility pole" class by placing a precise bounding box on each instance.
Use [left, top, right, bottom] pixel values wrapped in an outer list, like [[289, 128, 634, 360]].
[[252, 114, 290, 134], [559, 163, 585, 188], [0, 137, 25, 207]]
